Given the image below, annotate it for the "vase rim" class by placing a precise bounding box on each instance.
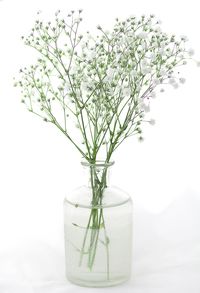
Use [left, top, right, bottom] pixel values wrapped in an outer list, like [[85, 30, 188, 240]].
[[81, 160, 115, 167]]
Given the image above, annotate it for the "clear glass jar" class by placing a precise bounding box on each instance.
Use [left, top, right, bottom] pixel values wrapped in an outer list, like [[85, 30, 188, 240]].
[[63, 161, 133, 287]]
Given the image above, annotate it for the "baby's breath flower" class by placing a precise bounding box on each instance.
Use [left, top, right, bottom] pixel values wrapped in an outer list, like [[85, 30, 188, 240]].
[[180, 35, 188, 42], [188, 48, 195, 57], [169, 78, 176, 84], [159, 69, 167, 77], [131, 70, 137, 77], [156, 19, 162, 25], [150, 91, 156, 99], [141, 66, 151, 75], [123, 88, 131, 97], [137, 32, 148, 39], [172, 83, 179, 89], [15, 10, 196, 164], [149, 119, 156, 125], [140, 102, 150, 112], [138, 136, 144, 142], [179, 77, 186, 84], [107, 68, 115, 77], [74, 17, 82, 23]]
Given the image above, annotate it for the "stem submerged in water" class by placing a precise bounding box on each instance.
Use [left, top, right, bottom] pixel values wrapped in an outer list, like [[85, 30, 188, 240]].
[[78, 164, 110, 280]]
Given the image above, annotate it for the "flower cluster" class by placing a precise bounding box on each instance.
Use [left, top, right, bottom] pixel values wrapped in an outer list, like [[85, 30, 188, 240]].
[[15, 10, 194, 162]]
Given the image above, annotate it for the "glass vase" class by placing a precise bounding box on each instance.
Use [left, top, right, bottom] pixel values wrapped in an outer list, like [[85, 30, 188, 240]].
[[63, 161, 133, 287]]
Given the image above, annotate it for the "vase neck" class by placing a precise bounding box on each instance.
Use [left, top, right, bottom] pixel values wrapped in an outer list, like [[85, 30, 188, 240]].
[[81, 161, 114, 189]]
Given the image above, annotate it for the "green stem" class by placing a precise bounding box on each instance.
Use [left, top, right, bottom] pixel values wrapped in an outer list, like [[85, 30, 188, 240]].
[[78, 162, 111, 279]]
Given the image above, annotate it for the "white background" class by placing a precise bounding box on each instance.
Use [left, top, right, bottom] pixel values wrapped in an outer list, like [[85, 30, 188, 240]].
[[0, 0, 200, 292]]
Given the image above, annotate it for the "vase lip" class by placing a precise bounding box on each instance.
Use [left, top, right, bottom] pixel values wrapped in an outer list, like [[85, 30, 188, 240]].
[[81, 160, 115, 167]]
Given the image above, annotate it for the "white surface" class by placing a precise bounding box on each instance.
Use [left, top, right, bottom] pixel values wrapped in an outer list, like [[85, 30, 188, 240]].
[[0, 193, 200, 292], [0, 0, 200, 292]]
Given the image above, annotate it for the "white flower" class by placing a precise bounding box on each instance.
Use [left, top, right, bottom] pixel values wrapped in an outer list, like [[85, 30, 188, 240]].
[[141, 60, 149, 67], [149, 119, 156, 125], [154, 26, 161, 33], [131, 70, 137, 77], [63, 86, 70, 95], [123, 87, 131, 97], [81, 43, 87, 49], [87, 33, 93, 40], [122, 36, 129, 43], [154, 78, 161, 85], [196, 61, 200, 67], [74, 17, 82, 23], [116, 54, 121, 63], [179, 78, 186, 84], [81, 81, 89, 91], [87, 51, 96, 61], [107, 68, 115, 77], [140, 101, 150, 112], [70, 66, 78, 75], [180, 35, 188, 42], [188, 48, 195, 56], [158, 48, 165, 55], [160, 42, 167, 49], [172, 83, 179, 89], [104, 68, 115, 82], [138, 136, 144, 142], [159, 69, 167, 77], [137, 45, 145, 52], [150, 91, 156, 99], [169, 78, 176, 84], [139, 112, 145, 119], [149, 53, 156, 61], [104, 76, 112, 82], [141, 66, 151, 75], [137, 32, 148, 39], [147, 19, 152, 26], [144, 104, 150, 112]]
